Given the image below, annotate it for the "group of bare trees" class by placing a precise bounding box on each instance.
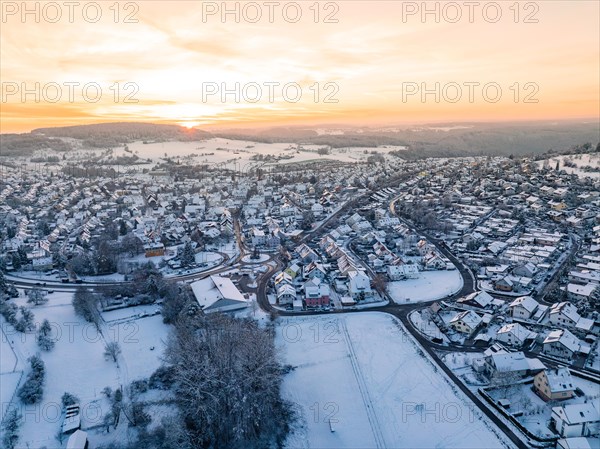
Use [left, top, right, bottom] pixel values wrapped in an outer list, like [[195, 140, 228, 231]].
[[163, 314, 294, 449]]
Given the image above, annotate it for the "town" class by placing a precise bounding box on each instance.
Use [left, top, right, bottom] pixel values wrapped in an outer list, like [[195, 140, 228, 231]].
[[0, 131, 599, 449]]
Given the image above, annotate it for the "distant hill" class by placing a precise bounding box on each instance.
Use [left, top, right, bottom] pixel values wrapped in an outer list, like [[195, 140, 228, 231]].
[[0, 133, 72, 157], [214, 120, 599, 157], [2, 120, 598, 159], [32, 122, 212, 147]]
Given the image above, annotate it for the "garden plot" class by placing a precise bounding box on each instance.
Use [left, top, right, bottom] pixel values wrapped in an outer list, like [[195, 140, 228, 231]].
[[278, 313, 514, 449]]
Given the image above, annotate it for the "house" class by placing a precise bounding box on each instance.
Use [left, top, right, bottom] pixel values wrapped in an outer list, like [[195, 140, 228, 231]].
[[303, 262, 327, 281], [567, 283, 598, 302], [494, 276, 514, 292], [422, 253, 447, 270], [347, 270, 372, 300], [551, 402, 600, 437], [543, 329, 581, 360], [284, 263, 301, 279], [495, 323, 535, 347], [484, 351, 545, 378], [387, 264, 419, 281], [557, 437, 599, 449], [533, 367, 575, 402], [190, 275, 249, 313], [66, 430, 88, 449], [277, 284, 296, 306], [296, 243, 319, 263], [304, 277, 330, 307], [508, 296, 540, 320], [449, 310, 482, 334], [275, 272, 293, 286], [144, 242, 165, 257], [458, 291, 493, 309], [32, 255, 53, 271], [549, 302, 581, 328], [513, 262, 537, 278]]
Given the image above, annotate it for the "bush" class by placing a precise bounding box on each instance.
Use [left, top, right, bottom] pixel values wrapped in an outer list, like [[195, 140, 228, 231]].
[[130, 379, 149, 396], [61, 392, 79, 407], [149, 366, 176, 390]]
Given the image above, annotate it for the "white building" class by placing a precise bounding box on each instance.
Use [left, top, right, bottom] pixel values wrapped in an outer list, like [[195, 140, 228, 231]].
[[347, 270, 372, 299], [551, 403, 600, 438], [508, 296, 540, 320], [495, 323, 535, 347], [190, 275, 249, 313]]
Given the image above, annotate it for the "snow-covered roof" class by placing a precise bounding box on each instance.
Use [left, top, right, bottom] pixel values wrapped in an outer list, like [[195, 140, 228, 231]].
[[509, 295, 539, 313], [487, 351, 545, 373], [544, 329, 580, 353], [459, 291, 493, 308], [550, 302, 580, 322], [543, 367, 574, 394], [66, 430, 88, 449], [496, 323, 534, 342], [450, 310, 482, 329], [552, 402, 599, 425], [567, 283, 597, 297], [190, 275, 248, 313]]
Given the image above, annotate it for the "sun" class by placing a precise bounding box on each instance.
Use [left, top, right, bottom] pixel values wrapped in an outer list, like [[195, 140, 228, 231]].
[[180, 121, 200, 129]]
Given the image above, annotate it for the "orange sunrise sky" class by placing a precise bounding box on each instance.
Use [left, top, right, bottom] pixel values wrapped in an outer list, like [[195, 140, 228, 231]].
[[1, 0, 599, 133]]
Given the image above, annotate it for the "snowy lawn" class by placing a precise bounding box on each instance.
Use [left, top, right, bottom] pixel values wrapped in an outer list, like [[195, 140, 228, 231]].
[[387, 270, 463, 304], [111, 314, 170, 381], [277, 313, 514, 449], [1, 324, 18, 373], [0, 372, 22, 421]]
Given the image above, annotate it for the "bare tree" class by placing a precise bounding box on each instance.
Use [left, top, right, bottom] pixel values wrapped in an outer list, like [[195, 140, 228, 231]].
[[164, 314, 293, 448], [27, 288, 47, 305], [104, 342, 122, 363]]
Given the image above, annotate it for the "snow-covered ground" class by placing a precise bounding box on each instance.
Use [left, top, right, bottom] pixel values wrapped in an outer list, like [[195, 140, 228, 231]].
[[278, 313, 514, 449], [535, 153, 600, 179], [241, 253, 270, 263], [1, 293, 120, 448], [116, 138, 395, 167], [0, 291, 172, 448], [0, 372, 22, 421], [387, 270, 463, 304], [112, 315, 169, 381]]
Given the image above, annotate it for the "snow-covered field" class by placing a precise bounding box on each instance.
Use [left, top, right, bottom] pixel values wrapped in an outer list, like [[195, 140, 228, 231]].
[[535, 153, 600, 179], [387, 270, 463, 304], [117, 138, 401, 166], [278, 313, 513, 449]]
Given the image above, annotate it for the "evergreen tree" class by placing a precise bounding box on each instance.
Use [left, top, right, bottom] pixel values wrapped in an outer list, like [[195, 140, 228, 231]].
[[37, 319, 55, 351], [179, 242, 195, 268]]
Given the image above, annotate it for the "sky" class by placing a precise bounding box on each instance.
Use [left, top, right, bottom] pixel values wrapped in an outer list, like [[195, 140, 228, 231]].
[[1, 1, 599, 133]]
